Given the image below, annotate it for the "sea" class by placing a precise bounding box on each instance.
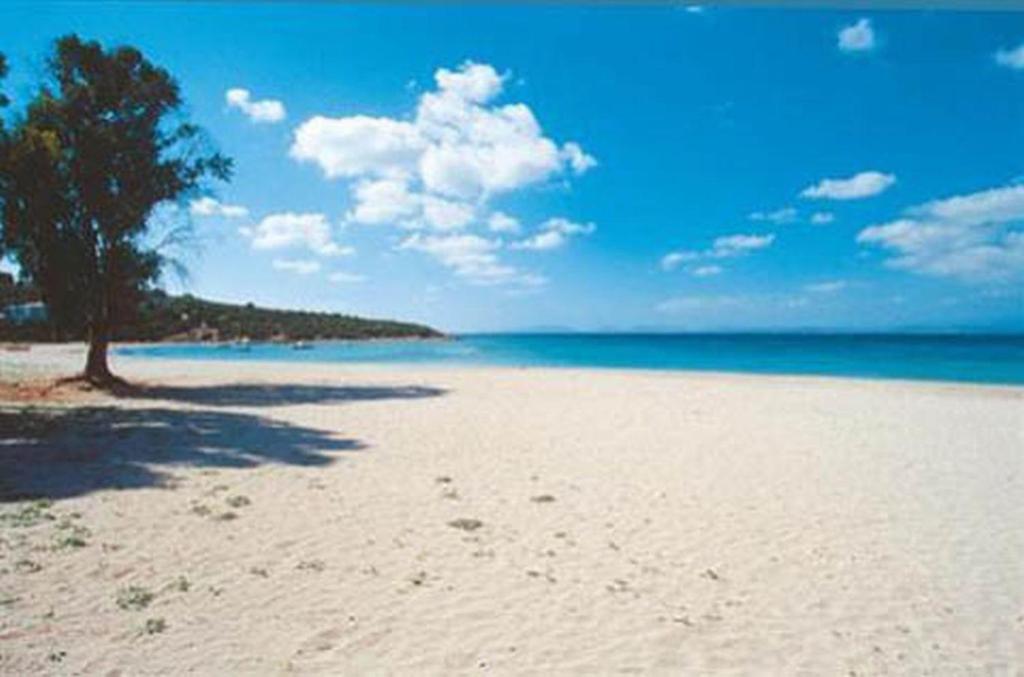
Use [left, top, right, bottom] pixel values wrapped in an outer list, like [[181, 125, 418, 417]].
[[116, 333, 1024, 386]]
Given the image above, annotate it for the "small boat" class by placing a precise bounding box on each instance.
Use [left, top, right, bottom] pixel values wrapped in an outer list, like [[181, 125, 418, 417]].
[[292, 340, 312, 350]]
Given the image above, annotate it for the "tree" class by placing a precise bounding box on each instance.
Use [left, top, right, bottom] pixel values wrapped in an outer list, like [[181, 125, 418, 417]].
[[0, 53, 9, 258], [0, 36, 231, 383]]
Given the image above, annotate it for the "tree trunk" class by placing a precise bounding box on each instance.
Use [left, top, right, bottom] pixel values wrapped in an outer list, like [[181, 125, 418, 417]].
[[84, 326, 112, 383]]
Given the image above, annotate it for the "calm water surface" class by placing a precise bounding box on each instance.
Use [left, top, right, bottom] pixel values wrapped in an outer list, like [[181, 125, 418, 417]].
[[116, 333, 1024, 386]]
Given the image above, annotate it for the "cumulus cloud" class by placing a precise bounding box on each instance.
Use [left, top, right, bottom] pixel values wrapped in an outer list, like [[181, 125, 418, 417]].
[[995, 44, 1024, 70], [838, 18, 876, 52], [487, 211, 521, 233], [399, 232, 543, 287], [511, 217, 596, 251], [292, 62, 595, 198], [239, 212, 353, 257], [801, 171, 895, 200], [856, 183, 1024, 283], [226, 88, 286, 123], [749, 207, 797, 224], [290, 61, 595, 284], [661, 233, 774, 274], [811, 211, 836, 225], [272, 258, 320, 275], [189, 197, 249, 219], [292, 117, 423, 179], [708, 233, 776, 257], [691, 265, 723, 277]]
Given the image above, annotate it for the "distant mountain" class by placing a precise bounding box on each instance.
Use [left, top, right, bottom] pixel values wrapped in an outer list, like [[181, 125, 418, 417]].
[[0, 287, 443, 342]]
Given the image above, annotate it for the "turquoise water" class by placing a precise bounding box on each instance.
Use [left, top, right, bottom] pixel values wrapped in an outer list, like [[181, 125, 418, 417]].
[[116, 333, 1024, 385]]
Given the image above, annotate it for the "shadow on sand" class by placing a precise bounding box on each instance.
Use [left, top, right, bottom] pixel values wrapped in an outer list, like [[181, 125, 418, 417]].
[[0, 406, 358, 502], [123, 383, 447, 408]]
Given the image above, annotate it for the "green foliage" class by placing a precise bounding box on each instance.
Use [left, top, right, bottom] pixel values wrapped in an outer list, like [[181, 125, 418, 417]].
[[119, 291, 443, 342], [0, 36, 231, 378], [116, 585, 154, 611]]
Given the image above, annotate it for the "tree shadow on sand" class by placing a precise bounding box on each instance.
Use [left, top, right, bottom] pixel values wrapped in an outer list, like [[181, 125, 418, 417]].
[[121, 383, 447, 408], [0, 405, 368, 502]]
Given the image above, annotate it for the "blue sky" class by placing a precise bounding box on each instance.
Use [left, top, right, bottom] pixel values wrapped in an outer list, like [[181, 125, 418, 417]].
[[1, 3, 1023, 332]]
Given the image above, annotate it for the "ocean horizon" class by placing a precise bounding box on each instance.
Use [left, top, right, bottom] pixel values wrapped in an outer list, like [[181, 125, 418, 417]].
[[116, 332, 1024, 386]]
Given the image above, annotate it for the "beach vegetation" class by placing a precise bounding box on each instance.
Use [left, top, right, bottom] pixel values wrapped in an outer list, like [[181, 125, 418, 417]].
[[116, 585, 154, 611], [0, 35, 231, 385]]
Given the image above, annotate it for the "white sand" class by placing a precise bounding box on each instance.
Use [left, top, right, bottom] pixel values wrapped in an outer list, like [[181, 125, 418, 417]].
[[0, 344, 1022, 675]]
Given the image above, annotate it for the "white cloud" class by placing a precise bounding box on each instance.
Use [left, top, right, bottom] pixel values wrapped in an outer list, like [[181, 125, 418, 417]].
[[857, 183, 1024, 283], [226, 88, 286, 123], [328, 271, 366, 284], [510, 217, 596, 251], [805, 280, 847, 293], [709, 233, 775, 258], [291, 116, 423, 180], [399, 232, 542, 287], [909, 183, 1024, 226], [487, 211, 521, 233], [292, 61, 593, 199], [346, 178, 422, 225], [810, 211, 836, 225], [995, 44, 1024, 70], [434, 62, 506, 103], [512, 230, 565, 252], [838, 18, 876, 52], [344, 178, 475, 231], [272, 258, 320, 275], [240, 212, 352, 257], [661, 232, 774, 275], [290, 61, 595, 284], [421, 194, 476, 231], [691, 265, 723, 277], [749, 207, 797, 224], [189, 197, 249, 219], [660, 251, 700, 271], [801, 171, 895, 200], [561, 142, 598, 175]]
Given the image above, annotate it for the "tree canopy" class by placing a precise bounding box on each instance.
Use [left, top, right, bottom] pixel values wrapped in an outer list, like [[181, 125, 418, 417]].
[[0, 35, 231, 382]]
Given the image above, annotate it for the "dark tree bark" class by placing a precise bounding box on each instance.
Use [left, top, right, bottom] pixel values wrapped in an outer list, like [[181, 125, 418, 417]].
[[84, 326, 111, 383]]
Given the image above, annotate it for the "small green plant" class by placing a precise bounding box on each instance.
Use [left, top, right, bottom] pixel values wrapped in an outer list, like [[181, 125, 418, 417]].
[[213, 511, 238, 522], [530, 494, 556, 503], [249, 567, 269, 578], [0, 500, 55, 528], [173, 575, 190, 592], [225, 495, 251, 509], [448, 518, 483, 532], [52, 533, 88, 551], [143, 617, 167, 635], [14, 559, 42, 574], [52, 521, 91, 551], [48, 650, 66, 663], [116, 586, 154, 611], [190, 503, 211, 517], [296, 559, 325, 573]]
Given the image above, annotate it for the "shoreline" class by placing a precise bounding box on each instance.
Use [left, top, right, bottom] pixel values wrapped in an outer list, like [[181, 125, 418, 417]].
[[3, 341, 1023, 392]]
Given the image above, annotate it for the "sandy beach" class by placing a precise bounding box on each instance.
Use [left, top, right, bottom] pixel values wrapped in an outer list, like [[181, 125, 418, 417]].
[[0, 344, 1021, 675]]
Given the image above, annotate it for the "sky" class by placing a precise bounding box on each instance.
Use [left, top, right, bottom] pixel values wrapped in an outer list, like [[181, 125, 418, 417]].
[[1, 2, 1023, 332]]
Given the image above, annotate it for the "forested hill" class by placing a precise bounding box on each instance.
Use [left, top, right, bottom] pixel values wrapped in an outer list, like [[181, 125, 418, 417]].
[[0, 283, 443, 342], [124, 292, 444, 342]]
